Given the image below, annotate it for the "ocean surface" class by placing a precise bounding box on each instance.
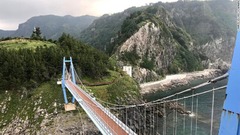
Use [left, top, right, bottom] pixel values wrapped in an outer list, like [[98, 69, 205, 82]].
[[143, 78, 227, 135]]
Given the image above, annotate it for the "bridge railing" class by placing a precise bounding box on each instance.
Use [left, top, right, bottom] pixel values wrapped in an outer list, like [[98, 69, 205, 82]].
[[107, 73, 228, 135], [71, 81, 137, 135], [66, 80, 137, 135], [65, 82, 115, 135]]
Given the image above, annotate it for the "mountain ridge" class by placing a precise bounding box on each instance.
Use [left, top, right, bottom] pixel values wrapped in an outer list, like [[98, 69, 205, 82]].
[[0, 15, 97, 39], [113, 6, 203, 82], [0, 1, 235, 82], [79, 1, 235, 82]]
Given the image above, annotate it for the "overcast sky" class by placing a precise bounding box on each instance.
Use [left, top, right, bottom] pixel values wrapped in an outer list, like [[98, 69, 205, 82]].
[[0, 0, 177, 30]]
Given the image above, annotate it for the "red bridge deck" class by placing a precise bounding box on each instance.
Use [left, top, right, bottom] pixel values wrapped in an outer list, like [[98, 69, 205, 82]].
[[66, 80, 132, 135]]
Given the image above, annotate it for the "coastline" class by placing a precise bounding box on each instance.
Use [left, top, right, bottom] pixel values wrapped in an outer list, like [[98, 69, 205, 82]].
[[140, 69, 222, 94]]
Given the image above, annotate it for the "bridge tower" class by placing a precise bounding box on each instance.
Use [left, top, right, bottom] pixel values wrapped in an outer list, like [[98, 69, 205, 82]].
[[61, 57, 76, 111], [218, 1, 240, 134]]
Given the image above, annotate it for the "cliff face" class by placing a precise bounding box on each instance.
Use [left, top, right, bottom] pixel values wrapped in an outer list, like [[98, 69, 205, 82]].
[[79, 7, 147, 52], [159, 0, 236, 69], [119, 22, 176, 68], [116, 22, 176, 82], [110, 1, 236, 82], [114, 7, 202, 83], [200, 37, 234, 70], [80, 1, 236, 79]]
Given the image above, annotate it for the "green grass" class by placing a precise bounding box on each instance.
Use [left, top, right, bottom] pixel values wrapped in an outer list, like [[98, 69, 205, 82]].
[[31, 81, 64, 113], [106, 74, 141, 104], [86, 85, 109, 101], [0, 90, 20, 128], [82, 70, 121, 102], [83, 70, 141, 105], [0, 81, 64, 131], [83, 70, 120, 84], [0, 39, 55, 50]]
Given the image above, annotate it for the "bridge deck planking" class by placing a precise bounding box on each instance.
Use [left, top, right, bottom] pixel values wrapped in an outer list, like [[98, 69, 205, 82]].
[[66, 80, 129, 135]]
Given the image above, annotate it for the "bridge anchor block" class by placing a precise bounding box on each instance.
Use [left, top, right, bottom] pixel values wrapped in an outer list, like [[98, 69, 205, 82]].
[[64, 103, 76, 111]]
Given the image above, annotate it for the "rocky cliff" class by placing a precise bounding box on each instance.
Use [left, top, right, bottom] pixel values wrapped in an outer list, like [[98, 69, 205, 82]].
[[199, 37, 234, 70], [114, 6, 202, 83], [80, 1, 236, 81], [159, 0, 236, 69], [115, 22, 176, 83], [79, 7, 147, 52]]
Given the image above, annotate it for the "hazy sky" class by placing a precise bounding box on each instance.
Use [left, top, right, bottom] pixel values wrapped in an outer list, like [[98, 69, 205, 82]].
[[0, 0, 177, 30]]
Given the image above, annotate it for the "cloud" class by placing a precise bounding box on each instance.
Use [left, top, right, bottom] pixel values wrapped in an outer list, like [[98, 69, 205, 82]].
[[0, 21, 17, 30], [0, 0, 177, 30]]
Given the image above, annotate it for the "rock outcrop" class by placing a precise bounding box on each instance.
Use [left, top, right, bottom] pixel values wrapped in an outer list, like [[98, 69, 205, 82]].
[[115, 22, 177, 83], [140, 69, 222, 94], [199, 37, 234, 70], [160, 1, 236, 69], [114, 8, 202, 83]]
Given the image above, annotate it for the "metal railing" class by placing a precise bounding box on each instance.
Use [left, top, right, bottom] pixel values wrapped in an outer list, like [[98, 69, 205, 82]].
[[65, 80, 137, 135]]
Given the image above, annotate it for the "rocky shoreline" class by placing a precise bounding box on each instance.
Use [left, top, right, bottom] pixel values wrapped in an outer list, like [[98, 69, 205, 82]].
[[140, 69, 222, 94]]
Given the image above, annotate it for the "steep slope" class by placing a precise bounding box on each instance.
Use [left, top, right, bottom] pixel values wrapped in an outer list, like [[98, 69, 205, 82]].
[[158, 0, 236, 69], [4, 15, 97, 39], [79, 7, 147, 53], [80, 1, 236, 71], [113, 7, 202, 83], [0, 81, 98, 134]]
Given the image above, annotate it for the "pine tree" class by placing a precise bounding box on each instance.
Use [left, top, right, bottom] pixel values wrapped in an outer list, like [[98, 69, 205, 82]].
[[31, 27, 42, 40]]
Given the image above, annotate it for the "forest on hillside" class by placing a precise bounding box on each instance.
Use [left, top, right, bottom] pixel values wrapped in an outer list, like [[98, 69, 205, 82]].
[[0, 34, 112, 91]]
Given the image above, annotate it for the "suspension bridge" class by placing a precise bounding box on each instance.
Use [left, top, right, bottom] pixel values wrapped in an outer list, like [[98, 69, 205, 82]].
[[59, 2, 240, 134], [59, 53, 235, 135]]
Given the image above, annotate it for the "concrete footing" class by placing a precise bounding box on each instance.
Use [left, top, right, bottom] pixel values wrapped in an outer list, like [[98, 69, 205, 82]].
[[64, 103, 76, 111]]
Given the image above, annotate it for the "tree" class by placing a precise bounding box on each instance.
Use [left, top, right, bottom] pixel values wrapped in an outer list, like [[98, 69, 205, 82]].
[[31, 27, 42, 40]]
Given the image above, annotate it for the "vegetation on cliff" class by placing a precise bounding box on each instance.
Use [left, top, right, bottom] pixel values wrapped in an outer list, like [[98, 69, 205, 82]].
[[79, 7, 146, 53], [79, 1, 235, 80], [115, 6, 203, 76]]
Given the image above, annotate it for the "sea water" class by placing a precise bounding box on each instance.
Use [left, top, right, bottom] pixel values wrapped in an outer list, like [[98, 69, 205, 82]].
[[143, 78, 227, 135]]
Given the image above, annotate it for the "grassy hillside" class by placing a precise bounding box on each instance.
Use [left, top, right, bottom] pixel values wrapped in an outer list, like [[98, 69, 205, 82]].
[[0, 39, 55, 49], [0, 81, 63, 133], [84, 70, 141, 104], [0, 70, 141, 134]]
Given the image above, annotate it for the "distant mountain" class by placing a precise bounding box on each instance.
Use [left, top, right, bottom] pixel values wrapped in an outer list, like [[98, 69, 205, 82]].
[[0, 30, 15, 38], [158, 0, 236, 65], [80, 1, 236, 82], [112, 6, 203, 83], [80, 1, 236, 56], [0, 15, 97, 39], [79, 7, 148, 52]]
